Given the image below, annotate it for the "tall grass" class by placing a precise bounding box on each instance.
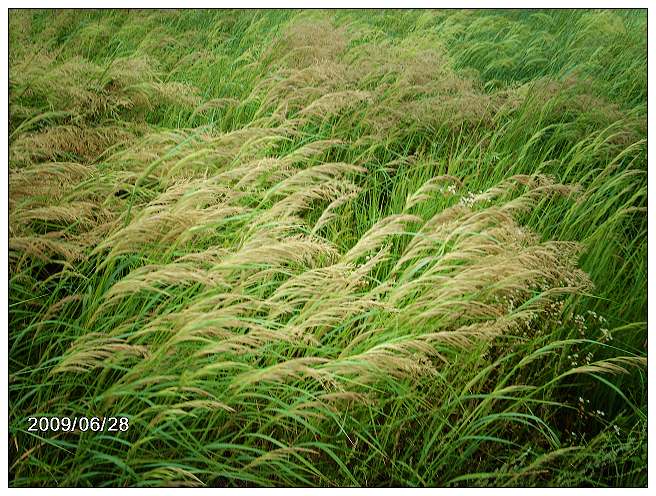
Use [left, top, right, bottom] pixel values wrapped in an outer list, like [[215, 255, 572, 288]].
[[9, 9, 646, 487]]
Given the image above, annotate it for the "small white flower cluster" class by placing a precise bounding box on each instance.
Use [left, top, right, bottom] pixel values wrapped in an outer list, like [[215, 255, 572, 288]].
[[584, 310, 612, 342], [568, 351, 593, 367], [459, 191, 477, 207], [576, 396, 607, 421], [566, 428, 586, 443], [458, 190, 486, 208], [569, 353, 580, 366], [586, 310, 607, 323], [573, 314, 587, 336]]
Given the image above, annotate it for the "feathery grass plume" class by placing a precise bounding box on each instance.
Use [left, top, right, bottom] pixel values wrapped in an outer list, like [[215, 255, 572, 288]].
[[9, 235, 86, 264], [255, 60, 349, 117], [258, 180, 360, 228], [106, 126, 291, 185], [216, 139, 343, 190], [403, 175, 463, 211], [263, 162, 365, 200], [192, 321, 318, 356], [99, 258, 229, 310], [220, 234, 339, 275], [563, 356, 647, 377], [343, 214, 420, 263], [298, 90, 372, 120], [132, 292, 268, 342], [229, 357, 332, 390], [51, 333, 149, 374], [11, 201, 114, 233], [10, 125, 135, 166], [268, 15, 349, 69], [8, 9, 646, 488], [311, 188, 361, 234], [9, 49, 193, 126], [268, 256, 381, 312], [268, 266, 349, 317], [92, 178, 249, 262]]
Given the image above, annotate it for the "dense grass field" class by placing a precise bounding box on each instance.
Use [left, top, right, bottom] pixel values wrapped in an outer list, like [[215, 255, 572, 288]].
[[8, 9, 647, 487]]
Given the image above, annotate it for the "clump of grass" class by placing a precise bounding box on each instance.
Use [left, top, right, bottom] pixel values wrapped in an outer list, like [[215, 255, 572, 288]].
[[9, 9, 646, 488]]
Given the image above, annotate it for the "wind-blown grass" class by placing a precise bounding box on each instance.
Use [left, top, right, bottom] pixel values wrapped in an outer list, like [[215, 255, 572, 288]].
[[9, 9, 646, 487]]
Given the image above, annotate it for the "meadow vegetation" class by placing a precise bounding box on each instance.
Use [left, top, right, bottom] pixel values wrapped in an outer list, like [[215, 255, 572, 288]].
[[8, 9, 647, 487]]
